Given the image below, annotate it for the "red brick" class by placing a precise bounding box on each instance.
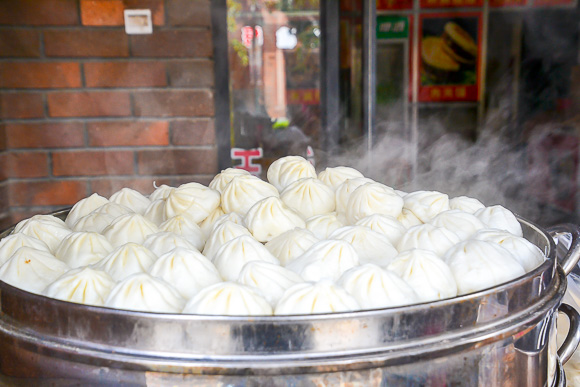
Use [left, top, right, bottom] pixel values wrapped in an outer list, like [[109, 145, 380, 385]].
[[53, 150, 134, 177], [80, 0, 124, 26], [170, 119, 215, 146], [7, 152, 50, 179], [131, 30, 213, 58], [87, 121, 169, 147], [137, 148, 217, 175], [0, 93, 44, 119], [84, 61, 166, 88], [0, 62, 81, 89], [81, 0, 165, 26], [48, 92, 131, 117], [0, 0, 79, 26], [167, 60, 214, 88], [166, 0, 211, 27], [0, 30, 41, 57], [10, 180, 88, 207], [91, 177, 163, 198], [5, 122, 85, 149], [133, 90, 214, 117], [44, 30, 129, 57]]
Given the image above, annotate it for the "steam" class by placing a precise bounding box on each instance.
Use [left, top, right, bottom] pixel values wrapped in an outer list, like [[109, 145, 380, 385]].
[[319, 109, 554, 225]]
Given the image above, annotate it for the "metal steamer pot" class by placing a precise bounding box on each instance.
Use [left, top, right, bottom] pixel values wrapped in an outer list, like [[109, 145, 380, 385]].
[[1, 211, 580, 386]]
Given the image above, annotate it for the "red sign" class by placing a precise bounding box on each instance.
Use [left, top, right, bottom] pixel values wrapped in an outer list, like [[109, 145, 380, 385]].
[[421, 0, 483, 8], [377, 0, 413, 10], [241, 26, 264, 49], [286, 89, 320, 105], [418, 13, 482, 103], [231, 148, 263, 175], [490, 0, 527, 7], [241, 26, 254, 48]]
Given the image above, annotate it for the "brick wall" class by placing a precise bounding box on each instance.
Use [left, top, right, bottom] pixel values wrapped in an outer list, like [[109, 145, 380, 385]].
[[0, 0, 218, 227]]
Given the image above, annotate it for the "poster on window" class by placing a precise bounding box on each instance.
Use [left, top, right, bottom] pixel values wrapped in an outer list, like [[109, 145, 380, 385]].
[[418, 13, 481, 102]]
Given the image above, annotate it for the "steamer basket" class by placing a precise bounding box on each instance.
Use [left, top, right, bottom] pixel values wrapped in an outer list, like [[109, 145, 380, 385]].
[[1, 211, 580, 386]]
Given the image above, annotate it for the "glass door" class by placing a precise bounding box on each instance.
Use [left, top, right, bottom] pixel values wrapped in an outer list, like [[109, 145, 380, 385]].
[[225, 0, 322, 175]]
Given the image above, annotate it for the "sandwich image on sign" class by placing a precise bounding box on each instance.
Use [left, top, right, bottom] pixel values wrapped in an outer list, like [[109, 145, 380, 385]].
[[441, 22, 477, 69], [421, 20, 477, 85]]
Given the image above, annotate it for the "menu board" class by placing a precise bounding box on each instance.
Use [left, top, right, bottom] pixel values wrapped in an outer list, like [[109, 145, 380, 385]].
[[418, 13, 481, 102]]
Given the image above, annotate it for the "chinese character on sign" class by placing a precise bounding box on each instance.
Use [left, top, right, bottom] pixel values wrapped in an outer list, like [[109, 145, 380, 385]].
[[456, 87, 467, 98], [241, 26, 254, 48], [393, 21, 405, 32], [430, 88, 442, 99], [241, 26, 264, 49], [231, 148, 263, 175], [380, 22, 393, 33]]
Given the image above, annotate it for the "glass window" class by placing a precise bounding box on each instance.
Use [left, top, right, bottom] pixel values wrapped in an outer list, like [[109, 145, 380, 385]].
[[227, 0, 321, 175]]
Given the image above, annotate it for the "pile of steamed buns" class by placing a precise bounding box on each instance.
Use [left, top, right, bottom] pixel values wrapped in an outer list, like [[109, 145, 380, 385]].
[[0, 156, 545, 316]]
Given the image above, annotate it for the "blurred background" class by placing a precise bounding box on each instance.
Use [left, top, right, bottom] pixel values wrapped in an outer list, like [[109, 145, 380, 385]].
[[0, 0, 578, 228]]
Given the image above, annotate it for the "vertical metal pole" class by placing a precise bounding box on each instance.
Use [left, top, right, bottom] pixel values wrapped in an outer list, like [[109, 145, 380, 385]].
[[477, 0, 489, 131], [320, 0, 341, 158], [362, 0, 377, 162], [411, 0, 420, 180], [211, 0, 232, 170], [511, 16, 523, 135]]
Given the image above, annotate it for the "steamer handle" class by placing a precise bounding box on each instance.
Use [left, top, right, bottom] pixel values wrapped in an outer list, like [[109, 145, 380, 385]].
[[547, 223, 580, 276], [558, 303, 580, 365]]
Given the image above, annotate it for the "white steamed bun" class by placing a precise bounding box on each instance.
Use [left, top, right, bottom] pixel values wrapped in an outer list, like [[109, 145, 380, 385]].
[[387, 249, 457, 303], [244, 196, 305, 242], [338, 264, 419, 309], [286, 239, 359, 282], [267, 155, 316, 192], [264, 228, 319, 266], [275, 280, 359, 315], [213, 235, 280, 281], [0, 247, 69, 294], [54, 231, 114, 268], [43, 267, 115, 306], [105, 273, 185, 313], [317, 166, 364, 191], [444, 239, 525, 295], [183, 282, 272, 316], [403, 190, 450, 223], [65, 193, 109, 228], [237, 261, 303, 306], [148, 247, 222, 299], [109, 187, 150, 215]]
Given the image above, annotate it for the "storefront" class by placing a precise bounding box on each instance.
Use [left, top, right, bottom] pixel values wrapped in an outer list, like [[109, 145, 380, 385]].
[[213, 0, 580, 224]]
